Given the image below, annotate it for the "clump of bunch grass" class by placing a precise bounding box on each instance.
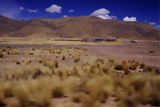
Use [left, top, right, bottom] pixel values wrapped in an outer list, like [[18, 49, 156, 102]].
[[43, 60, 59, 71], [143, 66, 155, 72], [155, 67, 160, 74], [72, 94, 81, 103], [13, 78, 53, 106], [32, 48, 36, 51], [82, 48, 88, 51], [0, 52, 4, 58], [114, 61, 129, 72], [29, 52, 34, 55], [26, 60, 32, 64], [38, 60, 43, 64], [148, 50, 155, 54], [52, 87, 64, 98], [74, 56, 80, 63], [128, 61, 139, 70], [62, 56, 65, 60], [16, 61, 21, 65], [115, 74, 160, 107], [54, 60, 59, 68], [80, 75, 114, 105]]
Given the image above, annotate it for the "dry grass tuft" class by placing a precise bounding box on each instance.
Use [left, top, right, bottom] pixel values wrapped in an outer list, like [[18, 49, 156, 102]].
[[74, 56, 80, 63], [0, 52, 4, 58]]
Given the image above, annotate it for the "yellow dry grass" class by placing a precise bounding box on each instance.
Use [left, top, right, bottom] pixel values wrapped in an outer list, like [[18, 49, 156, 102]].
[[0, 37, 124, 45], [0, 46, 160, 107]]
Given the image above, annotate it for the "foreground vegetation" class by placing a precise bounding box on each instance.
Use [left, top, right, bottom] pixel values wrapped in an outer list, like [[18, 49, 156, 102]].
[[0, 46, 160, 107]]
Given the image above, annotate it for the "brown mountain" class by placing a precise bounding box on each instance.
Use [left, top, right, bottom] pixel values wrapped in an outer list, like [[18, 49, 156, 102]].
[[0, 15, 159, 40], [0, 15, 27, 36]]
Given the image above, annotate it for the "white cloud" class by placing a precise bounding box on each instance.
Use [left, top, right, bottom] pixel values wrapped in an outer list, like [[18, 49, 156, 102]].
[[155, 25, 160, 30], [148, 22, 160, 30], [97, 15, 116, 20], [19, 6, 38, 13], [123, 16, 137, 22], [90, 8, 116, 20], [149, 22, 156, 25], [91, 8, 110, 16], [27, 9, 38, 13], [45, 4, 62, 13], [19, 6, 24, 10], [68, 9, 74, 13], [63, 15, 68, 18]]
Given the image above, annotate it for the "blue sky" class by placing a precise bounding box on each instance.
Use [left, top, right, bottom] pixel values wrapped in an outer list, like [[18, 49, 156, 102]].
[[0, 0, 159, 27]]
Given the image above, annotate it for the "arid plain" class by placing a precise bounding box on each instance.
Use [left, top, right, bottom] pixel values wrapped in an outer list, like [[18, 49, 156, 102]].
[[0, 37, 160, 107]]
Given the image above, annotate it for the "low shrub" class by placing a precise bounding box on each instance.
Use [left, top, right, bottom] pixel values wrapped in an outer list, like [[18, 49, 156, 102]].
[[29, 52, 34, 55], [0, 53, 4, 58], [13, 78, 53, 106], [54, 60, 59, 68], [74, 56, 80, 63], [16, 61, 21, 65], [62, 56, 65, 60], [52, 87, 64, 98], [148, 50, 155, 54], [72, 95, 81, 103], [38, 60, 43, 64], [114, 64, 124, 70]]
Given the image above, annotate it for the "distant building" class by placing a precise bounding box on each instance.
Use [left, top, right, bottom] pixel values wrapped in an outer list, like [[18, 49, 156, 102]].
[[130, 40, 138, 43], [82, 38, 117, 42], [105, 38, 117, 42], [94, 38, 105, 41], [124, 40, 138, 44]]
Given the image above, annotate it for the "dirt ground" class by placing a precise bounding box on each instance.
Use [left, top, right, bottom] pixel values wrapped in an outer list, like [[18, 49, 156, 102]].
[[86, 45, 160, 67], [0, 40, 159, 107]]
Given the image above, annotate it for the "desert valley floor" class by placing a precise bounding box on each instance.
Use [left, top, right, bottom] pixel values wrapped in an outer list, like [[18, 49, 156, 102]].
[[0, 38, 160, 107]]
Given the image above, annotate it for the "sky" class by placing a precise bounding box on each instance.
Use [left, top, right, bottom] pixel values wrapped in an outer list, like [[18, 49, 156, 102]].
[[0, 0, 159, 27]]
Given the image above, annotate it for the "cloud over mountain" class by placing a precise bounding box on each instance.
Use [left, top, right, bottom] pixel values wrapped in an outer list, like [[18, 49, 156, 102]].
[[91, 8, 116, 20], [123, 16, 137, 22], [45, 4, 62, 13]]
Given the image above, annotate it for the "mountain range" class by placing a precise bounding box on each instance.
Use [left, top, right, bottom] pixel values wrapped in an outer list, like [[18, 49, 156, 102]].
[[0, 15, 159, 40]]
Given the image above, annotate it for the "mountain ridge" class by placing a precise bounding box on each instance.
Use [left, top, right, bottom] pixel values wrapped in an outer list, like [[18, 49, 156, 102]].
[[0, 15, 159, 40]]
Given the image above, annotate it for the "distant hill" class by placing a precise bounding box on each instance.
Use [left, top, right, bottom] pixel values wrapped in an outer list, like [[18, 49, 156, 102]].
[[0, 15, 159, 40]]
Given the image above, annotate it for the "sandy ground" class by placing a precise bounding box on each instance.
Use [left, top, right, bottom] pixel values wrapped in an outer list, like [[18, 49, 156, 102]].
[[0, 41, 159, 107], [86, 45, 160, 67], [0, 44, 159, 67], [0, 37, 159, 67]]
